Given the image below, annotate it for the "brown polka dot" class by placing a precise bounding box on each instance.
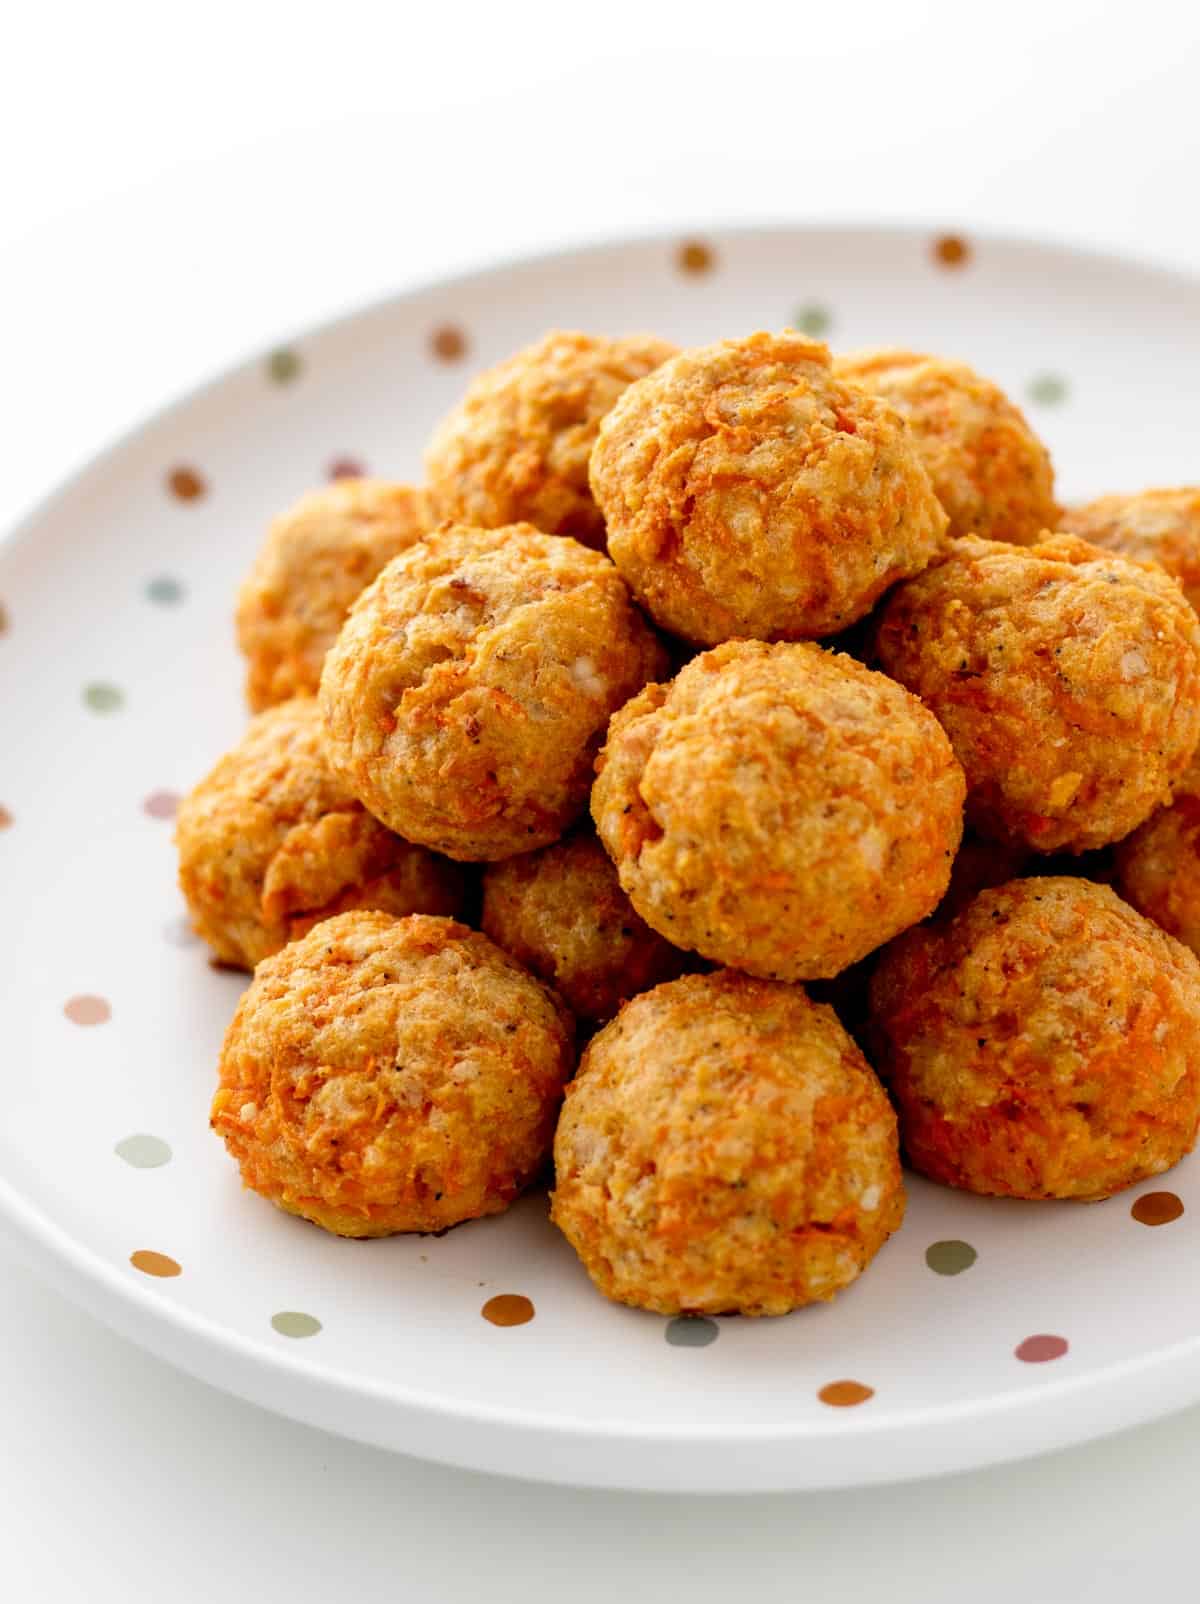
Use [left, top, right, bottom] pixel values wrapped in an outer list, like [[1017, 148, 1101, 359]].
[[677, 240, 714, 275], [1015, 1333, 1068, 1363], [0, 805, 12, 829], [168, 466, 206, 502], [819, 1380, 874, 1408], [430, 325, 467, 362], [130, 1250, 181, 1278], [1132, 1190, 1184, 1226], [64, 994, 110, 1026], [0, 601, 8, 634], [143, 790, 180, 820], [933, 234, 970, 268], [328, 457, 366, 482], [481, 1293, 534, 1327]]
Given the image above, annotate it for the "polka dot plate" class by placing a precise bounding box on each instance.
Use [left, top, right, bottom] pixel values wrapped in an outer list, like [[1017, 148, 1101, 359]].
[[3, 225, 1200, 1492]]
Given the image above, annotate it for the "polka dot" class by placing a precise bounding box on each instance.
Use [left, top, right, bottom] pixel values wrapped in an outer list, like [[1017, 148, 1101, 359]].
[[130, 1250, 180, 1278], [167, 466, 206, 502], [430, 325, 468, 362], [677, 240, 714, 276], [267, 347, 301, 384], [665, 1315, 719, 1348], [64, 994, 110, 1026], [925, 1239, 977, 1276], [1015, 1333, 1068, 1363], [819, 1380, 874, 1407], [145, 575, 184, 606], [0, 600, 8, 634], [328, 456, 366, 482], [163, 914, 199, 948], [115, 1134, 172, 1169], [0, 804, 12, 830], [1132, 1190, 1184, 1227], [1028, 373, 1069, 406], [933, 233, 970, 268], [794, 303, 832, 338], [481, 1293, 534, 1327], [143, 790, 180, 820], [271, 1311, 322, 1338], [84, 682, 124, 714]]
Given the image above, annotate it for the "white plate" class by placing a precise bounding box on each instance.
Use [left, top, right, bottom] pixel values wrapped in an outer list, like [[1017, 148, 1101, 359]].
[[4, 224, 1200, 1494]]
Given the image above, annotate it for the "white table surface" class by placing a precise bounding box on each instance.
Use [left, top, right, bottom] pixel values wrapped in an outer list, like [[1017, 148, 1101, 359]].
[[5, 4, 1200, 1597]]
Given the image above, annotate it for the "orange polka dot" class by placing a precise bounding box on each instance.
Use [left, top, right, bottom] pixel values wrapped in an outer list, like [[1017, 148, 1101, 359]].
[[677, 240, 715, 275], [481, 1293, 534, 1326], [933, 234, 970, 268], [168, 466, 206, 502], [130, 1250, 181, 1278], [0, 805, 12, 830], [430, 325, 467, 362], [819, 1380, 874, 1407]]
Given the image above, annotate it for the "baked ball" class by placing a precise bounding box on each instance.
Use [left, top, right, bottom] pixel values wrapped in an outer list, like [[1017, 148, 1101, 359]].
[[481, 827, 688, 1023], [211, 912, 573, 1236], [590, 332, 948, 644], [320, 523, 667, 860], [425, 330, 677, 548], [551, 971, 904, 1315], [869, 878, 1200, 1200], [1114, 754, 1200, 955], [873, 533, 1200, 852], [591, 639, 965, 980], [835, 349, 1057, 543], [236, 480, 430, 711], [176, 698, 464, 968], [1060, 487, 1200, 613]]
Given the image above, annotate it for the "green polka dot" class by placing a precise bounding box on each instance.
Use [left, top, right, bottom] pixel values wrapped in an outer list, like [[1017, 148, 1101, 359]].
[[115, 1134, 172, 1168], [925, 1239, 977, 1276], [84, 682, 124, 713], [794, 303, 832, 337], [146, 575, 184, 605], [1028, 373, 1068, 406], [267, 348, 301, 384], [271, 1311, 322, 1338], [665, 1316, 719, 1347]]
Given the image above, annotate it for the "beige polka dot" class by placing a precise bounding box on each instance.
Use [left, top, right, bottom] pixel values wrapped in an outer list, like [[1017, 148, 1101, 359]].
[[64, 994, 110, 1026]]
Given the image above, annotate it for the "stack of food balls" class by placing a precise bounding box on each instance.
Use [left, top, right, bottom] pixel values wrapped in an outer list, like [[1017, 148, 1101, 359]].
[[179, 326, 1200, 1319]]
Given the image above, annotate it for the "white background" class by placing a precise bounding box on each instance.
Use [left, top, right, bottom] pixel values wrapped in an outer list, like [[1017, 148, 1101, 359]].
[[5, 3, 1200, 1598]]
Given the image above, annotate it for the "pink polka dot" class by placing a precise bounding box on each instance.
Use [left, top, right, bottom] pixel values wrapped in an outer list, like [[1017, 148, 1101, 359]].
[[143, 790, 180, 820], [64, 995, 111, 1026], [1015, 1334, 1068, 1364]]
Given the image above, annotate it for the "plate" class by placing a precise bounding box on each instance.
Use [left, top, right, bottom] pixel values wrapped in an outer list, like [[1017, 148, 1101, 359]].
[[4, 224, 1200, 1493]]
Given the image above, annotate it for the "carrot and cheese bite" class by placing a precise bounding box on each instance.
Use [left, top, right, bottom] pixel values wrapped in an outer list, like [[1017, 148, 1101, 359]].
[[212, 912, 573, 1236], [481, 827, 687, 1023], [236, 480, 431, 711], [834, 349, 1057, 543], [1060, 487, 1200, 613], [1114, 752, 1200, 956], [873, 533, 1200, 852], [176, 698, 464, 969], [591, 639, 965, 980], [551, 970, 904, 1315], [425, 330, 677, 548], [319, 522, 666, 861], [869, 877, 1200, 1200], [589, 331, 947, 643]]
